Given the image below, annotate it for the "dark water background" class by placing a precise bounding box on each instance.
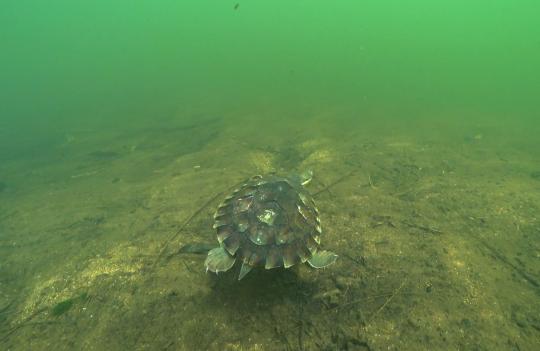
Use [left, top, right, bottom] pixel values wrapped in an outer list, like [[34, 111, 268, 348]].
[[1, 1, 539, 350]]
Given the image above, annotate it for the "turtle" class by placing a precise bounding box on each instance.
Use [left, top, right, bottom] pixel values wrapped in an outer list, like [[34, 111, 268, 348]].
[[204, 170, 338, 280]]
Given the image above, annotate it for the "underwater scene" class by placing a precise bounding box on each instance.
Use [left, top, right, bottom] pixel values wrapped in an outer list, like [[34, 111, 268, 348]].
[[1, 1, 539, 350]]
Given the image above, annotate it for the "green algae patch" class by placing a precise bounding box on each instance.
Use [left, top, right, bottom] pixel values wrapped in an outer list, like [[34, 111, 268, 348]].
[[51, 293, 89, 317], [52, 299, 74, 316]]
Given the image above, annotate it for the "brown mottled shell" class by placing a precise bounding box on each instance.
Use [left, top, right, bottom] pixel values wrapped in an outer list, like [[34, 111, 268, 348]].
[[213, 174, 322, 269]]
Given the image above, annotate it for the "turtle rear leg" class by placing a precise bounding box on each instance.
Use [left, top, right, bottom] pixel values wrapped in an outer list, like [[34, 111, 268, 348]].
[[205, 247, 236, 273], [307, 250, 338, 269]]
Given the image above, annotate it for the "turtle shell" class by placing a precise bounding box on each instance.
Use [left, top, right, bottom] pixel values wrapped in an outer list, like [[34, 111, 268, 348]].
[[213, 174, 322, 270]]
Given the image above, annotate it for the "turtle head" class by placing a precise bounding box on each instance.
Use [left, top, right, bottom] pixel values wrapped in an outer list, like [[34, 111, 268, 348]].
[[290, 170, 313, 187]]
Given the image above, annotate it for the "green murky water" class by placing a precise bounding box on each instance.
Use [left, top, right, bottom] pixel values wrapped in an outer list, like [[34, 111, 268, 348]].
[[1, 1, 539, 350]]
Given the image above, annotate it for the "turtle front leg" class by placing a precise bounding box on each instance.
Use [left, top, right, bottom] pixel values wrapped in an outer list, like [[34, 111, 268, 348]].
[[205, 247, 236, 273], [307, 250, 338, 269]]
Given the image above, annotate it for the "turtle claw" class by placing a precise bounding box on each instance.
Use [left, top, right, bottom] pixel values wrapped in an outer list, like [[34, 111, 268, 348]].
[[289, 170, 314, 186], [299, 170, 314, 185], [307, 250, 338, 269], [205, 247, 236, 274]]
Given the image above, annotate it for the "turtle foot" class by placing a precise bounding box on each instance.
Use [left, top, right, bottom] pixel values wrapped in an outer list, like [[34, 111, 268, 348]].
[[307, 250, 338, 269], [205, 247, 236, 274]]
